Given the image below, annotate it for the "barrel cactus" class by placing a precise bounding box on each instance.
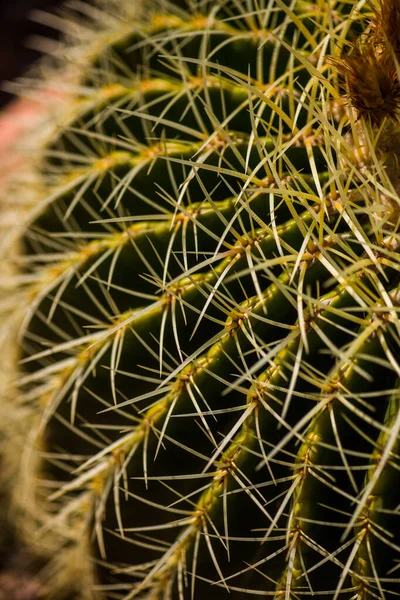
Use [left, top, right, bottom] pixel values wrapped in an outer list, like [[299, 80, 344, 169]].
[[2, 0, 400, 597]]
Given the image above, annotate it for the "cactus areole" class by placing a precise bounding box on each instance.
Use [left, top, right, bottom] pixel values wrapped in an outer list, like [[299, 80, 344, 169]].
[[3, 0, 400, 598]]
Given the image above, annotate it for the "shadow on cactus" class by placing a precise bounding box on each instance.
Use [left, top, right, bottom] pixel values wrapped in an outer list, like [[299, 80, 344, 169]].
[[2, 0, 400, 598]]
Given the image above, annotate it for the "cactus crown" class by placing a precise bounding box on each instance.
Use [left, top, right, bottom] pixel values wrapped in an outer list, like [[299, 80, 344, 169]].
[[2, 0, 400, 598]]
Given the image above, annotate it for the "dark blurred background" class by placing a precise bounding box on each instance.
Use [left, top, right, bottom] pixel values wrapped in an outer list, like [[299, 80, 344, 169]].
[[0, 0, 64, 108]]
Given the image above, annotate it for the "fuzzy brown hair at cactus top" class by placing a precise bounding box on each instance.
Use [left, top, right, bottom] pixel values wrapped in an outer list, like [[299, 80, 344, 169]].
[[329, 0, 400, 125], [371, 0, 400, 52]]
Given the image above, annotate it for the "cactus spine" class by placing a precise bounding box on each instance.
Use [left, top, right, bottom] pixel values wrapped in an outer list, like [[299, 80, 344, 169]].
[[2, 0, 400, 598]]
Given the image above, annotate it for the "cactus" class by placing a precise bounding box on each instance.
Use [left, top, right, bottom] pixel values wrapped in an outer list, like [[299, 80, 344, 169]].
[[2, 0, 400, 598]]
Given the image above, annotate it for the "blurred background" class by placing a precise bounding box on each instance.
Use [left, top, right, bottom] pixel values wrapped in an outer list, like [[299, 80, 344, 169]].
[[0, 0, 63, 108], [0, 3, 64, 597]]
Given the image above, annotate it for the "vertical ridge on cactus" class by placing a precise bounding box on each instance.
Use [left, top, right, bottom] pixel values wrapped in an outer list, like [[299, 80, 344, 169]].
[[2, 0, 400, 598]]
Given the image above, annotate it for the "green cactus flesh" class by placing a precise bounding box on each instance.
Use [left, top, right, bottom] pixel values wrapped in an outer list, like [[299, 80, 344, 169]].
[[3, 0, 400, 598]]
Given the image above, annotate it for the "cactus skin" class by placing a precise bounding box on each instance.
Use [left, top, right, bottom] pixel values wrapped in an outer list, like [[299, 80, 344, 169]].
[[3, 0, 400, 598]]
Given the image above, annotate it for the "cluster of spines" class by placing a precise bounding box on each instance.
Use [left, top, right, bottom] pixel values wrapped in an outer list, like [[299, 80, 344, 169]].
[[2, 0, 400, 599]]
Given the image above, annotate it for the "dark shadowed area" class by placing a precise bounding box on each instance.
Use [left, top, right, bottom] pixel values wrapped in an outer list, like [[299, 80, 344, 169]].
[[0, 0, 64, 107]]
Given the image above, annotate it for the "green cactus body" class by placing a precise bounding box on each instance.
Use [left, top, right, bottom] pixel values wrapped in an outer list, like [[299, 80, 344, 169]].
[[2, 0, 400, 598]]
